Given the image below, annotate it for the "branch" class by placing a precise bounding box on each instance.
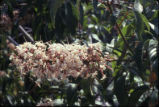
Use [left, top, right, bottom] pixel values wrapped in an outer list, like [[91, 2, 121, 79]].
[[7, 36, 19, 46], [18, 25, 34, 43], [105, 0, 134, 55]]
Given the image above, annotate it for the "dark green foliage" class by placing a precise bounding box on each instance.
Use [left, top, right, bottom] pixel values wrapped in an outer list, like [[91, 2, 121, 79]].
[[114, 76, 128, 106]]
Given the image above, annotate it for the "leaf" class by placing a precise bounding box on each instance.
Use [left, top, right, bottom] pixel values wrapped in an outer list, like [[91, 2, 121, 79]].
[[91, 79, 103, 96], [65, 83, 78, 105], [92, 34, 101, 42], [97, 3, 106, 9], [114, 37, 124, 52], [150, 10, 159, 21], [79, 3, 84, 25], [128, 85, 149, 106], [64, 2, 79, 34], [149, 88, 158, 104], [134, 0, 143, 13], [71, 2, 80, 21], [141, 14, 150, 31], [148, 22, 159, 35], [114, 76, 128, 106], [134, 11, 144, 40], [148, 39, 158, 76], [91, 14, 98, 24], [121, 24, 134, 37], [110, 15, 116, 26], [148, 39, 158, 62], [151, 59, 158, 73], [133, 41, 144, 75], [93, 0, 98, 13], [112, 62, 122, 77], [53, 99, 64, 106], [80, 78, 92, 96], [49, 0, 64, 28], [80, 78, 95, 104]]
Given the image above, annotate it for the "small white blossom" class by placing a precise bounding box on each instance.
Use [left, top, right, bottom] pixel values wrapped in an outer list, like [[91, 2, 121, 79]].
[[9, 41, 112, 81]]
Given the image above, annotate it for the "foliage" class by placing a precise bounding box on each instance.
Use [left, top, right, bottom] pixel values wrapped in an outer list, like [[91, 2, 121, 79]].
[[0, 0, 158, 106]]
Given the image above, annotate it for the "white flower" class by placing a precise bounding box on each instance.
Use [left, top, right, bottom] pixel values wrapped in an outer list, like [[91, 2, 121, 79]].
[[9, 41, 111, 81]]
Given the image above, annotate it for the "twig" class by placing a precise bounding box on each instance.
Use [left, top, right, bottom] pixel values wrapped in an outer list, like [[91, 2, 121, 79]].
[[118, 11, 129, 27], [18, 25, 34, 43], [11, 28, 32, 39], [115, 23, 134, 54], [7, 36, 19, 46]]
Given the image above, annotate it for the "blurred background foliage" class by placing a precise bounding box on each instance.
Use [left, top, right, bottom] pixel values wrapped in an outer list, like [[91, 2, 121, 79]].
[[0, 0, 158, 106]]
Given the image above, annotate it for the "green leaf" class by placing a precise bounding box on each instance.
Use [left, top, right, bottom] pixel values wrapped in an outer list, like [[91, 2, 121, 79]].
[[112, 62, 121, 77], [80, 78, 95, 104], [65, 83, 78, 105], [64, 2, 79, 34], [141, 14, 150, 31], [114, 76, 128, 106], [144, 30, 153, 36], [113, 50, 122, 58], [80, 78, 92, 96], [150, 10, 159, 21], [71, 2, 80, 21], [134, 12, 151, 39], [91, 14, 99, 24], [49, 0, 64, 28], [93, 0, 98, 13], [134, 11, 144, 40], [128, 85, 149, 106], [114, 37, 124, 51], [110, 15, 116, 26], [133, 41, 144, 76], [97, 3, 106, 9], [121, 24, 134, 37]]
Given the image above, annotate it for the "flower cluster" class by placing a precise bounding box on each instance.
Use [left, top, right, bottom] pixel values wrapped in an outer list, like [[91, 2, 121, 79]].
[[9, 41, 111, 80]]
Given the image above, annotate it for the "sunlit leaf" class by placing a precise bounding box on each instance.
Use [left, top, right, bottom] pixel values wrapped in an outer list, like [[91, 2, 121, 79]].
[[148, 22, 159, 35], [92, 34, 101, 42], [97, 3, 106, 9], [53, 99, 64, 106], [134, 0, 143, 13], [148, 39, 158, 62], [128, 85, 149, 106]]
